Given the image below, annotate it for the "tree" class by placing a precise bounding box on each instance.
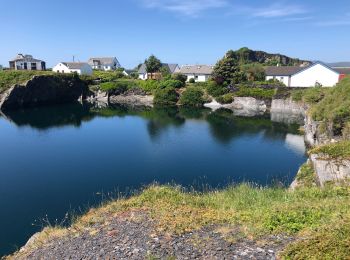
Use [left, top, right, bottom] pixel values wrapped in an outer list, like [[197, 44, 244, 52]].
[[145, 55, 162, 80], [240, 63, 266, 81], [212, 50, 240, 85]]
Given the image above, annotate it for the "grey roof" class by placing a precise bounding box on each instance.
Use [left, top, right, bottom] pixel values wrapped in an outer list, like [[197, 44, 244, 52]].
[[88, 57, 117, 65], [138, 63, 179, 74], [334, 68, 350, 74], [265, 66, 304, 76], [178, 65, 213, 75], [62, 62, 89, 70], [327, 62, 350, 68], [10, 54, 44, 63], [266, 61, 340, 77]]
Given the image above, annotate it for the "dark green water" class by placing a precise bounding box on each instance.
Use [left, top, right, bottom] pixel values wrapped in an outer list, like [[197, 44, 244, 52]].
[[0, 103, 306, 256]]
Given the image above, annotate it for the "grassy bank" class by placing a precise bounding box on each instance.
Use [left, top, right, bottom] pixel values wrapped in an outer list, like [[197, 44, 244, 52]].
[[11, 184, 350, 259], [0, 71, 53, 93]]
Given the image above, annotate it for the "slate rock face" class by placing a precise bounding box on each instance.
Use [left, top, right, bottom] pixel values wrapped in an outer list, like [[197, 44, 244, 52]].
[[0, 75, 88, 110]]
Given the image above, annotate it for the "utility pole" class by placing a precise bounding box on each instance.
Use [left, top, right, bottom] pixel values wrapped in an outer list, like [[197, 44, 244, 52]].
[[73, 55, 75, 62]]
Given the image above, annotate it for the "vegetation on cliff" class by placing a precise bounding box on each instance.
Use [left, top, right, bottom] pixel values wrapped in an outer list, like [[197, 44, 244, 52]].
[[0, 70, 53, 93], [310, 140, 350, 160]]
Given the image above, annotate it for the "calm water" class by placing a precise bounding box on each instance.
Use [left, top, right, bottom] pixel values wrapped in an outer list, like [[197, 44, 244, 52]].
[[0, 103, 306, 256]]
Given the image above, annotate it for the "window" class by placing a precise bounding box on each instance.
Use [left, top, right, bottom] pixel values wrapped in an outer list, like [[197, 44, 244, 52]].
[[31, 63, 37, 70], [280, 77, 284, 80]]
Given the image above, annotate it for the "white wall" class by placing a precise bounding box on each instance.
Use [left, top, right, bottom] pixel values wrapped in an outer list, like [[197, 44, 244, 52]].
[[186, 74, 210, 82], [139, 73, 147, 80], [291, 64, 339, 87], [53, 63, 93, 76]]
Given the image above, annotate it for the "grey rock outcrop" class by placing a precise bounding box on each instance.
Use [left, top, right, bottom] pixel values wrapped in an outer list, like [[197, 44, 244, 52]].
[[310, 154, 350, 186], [0, 75, 87, 111]]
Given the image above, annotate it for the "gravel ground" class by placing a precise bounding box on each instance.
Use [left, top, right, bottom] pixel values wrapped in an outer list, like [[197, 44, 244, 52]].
[[14, 210, 293, 260]]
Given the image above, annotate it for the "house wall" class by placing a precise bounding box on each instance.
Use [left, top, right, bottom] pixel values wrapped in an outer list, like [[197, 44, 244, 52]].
[[186, 74, 210, 82], [13, 61, 45, 71], [53, 63, 93, 76], [139, 73, 147, 80], [291, 64, 339, 87], [266, 76, 290, 86]]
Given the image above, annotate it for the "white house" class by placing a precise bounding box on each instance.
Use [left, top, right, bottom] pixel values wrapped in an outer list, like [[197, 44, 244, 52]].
[[9, 54, 46, 71], [138, 63, 180, 80], [265, 62, 340, 87], [53, 62, 93, 76], [88, 57, 121, 71], [178, 65, 213, 82]]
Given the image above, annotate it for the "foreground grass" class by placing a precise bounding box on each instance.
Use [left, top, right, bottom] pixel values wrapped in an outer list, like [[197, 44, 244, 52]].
[[0, 70, 53, 93], [10, 184, 350, 259]]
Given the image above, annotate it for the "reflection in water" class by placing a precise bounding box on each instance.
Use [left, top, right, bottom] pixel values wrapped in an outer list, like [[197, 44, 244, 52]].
[[2, 104, 303, 145], [285, 134, 306, 155]]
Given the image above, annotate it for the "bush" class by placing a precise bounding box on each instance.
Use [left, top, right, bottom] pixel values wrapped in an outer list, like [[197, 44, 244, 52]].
[[159, 79, 185, 89], [235, 86, 275, 99], [206, 81, 228, 97], [309, 77, 350, 135], [172, 73, 188, 84], [179, 87, 205, 107], [138, 80, 160, 93], [188, 78, 195, 84], [216, 93, 234, 104], [100, 80, 133, 93], [154, 87, 178, 106], [93, 70, 125, 82]]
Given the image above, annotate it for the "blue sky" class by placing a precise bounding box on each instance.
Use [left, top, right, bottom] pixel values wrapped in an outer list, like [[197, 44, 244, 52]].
[[0, 0, 349, 68]]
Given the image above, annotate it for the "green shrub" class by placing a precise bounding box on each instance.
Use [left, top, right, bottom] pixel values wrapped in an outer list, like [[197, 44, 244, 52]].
[[179, 87, 205, 107], [138, 80, 160, 93], [154, 87, 178, 106], [188, 78, 195, 84], [159, 79, 185, 89], [235, 86, 275, 99], [291, 89, 304, 102], [206, 81, 228, 97], [100, 80, 133, 93], [302, 87, 326, 104], [216, 93, 234, 104], [93, 70, 125, 82], [172, 73, 188, 84], [309, 77, 350, 135]]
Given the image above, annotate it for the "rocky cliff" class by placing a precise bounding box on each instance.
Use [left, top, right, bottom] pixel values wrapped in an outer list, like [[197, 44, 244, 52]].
[[310, 154, 350, 186], [231, 47, 310, 66], [0, 75, 88, 111]]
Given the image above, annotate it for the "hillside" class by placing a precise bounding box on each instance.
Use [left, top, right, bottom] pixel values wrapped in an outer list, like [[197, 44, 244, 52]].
[[231, 47, 310, 66]]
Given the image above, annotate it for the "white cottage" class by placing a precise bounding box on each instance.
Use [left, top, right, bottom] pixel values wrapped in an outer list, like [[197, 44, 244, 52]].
[[178, 65, 213, 82], [265, 62, 340, 87], [9, 54, 46, 71], [88, 57, 121, 71], [53, 62, 93, 76]]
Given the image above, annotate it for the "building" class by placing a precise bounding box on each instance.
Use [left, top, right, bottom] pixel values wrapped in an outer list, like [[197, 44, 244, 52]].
[[0, 65, 3, 70], [138, 63, 180, 80], [123, 69, 136, 77], [265, 62, 340, 87], [88, 57, 121, 71], [9, 54, 46, 71], [178, 65, 213, 82], [53, 62, 93, 76], [328, 62, 350, 81]]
